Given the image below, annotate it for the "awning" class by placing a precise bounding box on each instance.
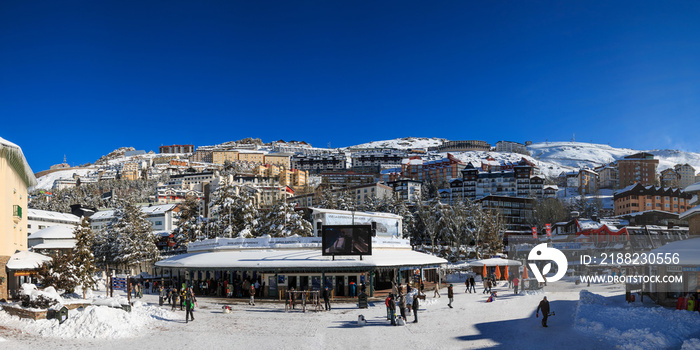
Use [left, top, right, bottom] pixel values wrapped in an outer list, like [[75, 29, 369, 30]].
[[155, 248, 447, 272], [469, 258, 522, 267], [6, 250, 51, 270]]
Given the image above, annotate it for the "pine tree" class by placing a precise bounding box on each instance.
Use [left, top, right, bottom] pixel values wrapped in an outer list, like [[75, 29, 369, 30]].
[[260, 201, 313, 237], [231, 191, 259, 238], [207, 181, 239, 238], [36, 251, 79, 294], [173, 195, 202, 250], [113, 199, 160, 273], [73, 217, 98, 299]]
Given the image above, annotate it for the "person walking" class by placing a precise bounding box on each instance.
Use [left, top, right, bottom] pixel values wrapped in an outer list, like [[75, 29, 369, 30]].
[[433, 282, 441, 298], [323, 286, 331, 311], [158, 285, 165, 306], [465, 279, 470, 293], [385, 293, 392, 320], [185, 287, 196, 323], [513, 277, 520, 295], [171, 288, 179, 311], [469, 276, 476, 293], [389, 294, 397, 325], [483, 278, 492, 294], [536, 296, 550, 327], [249, 283, 256, 306], [447, 284, 454, 308], [398, 293, 407, 322], [179, 288, 186, 310], [412, 294, 420, 323]]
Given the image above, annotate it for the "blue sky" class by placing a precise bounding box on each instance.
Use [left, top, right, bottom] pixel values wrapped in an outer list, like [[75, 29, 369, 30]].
[[2, 1, 700, 172]]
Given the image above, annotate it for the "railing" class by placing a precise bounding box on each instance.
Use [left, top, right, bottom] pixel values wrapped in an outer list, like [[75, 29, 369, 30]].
[[13, 205, 22, 221]]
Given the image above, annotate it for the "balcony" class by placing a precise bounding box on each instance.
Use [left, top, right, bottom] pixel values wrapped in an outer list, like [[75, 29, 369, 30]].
[[13, 205, 22, 223]]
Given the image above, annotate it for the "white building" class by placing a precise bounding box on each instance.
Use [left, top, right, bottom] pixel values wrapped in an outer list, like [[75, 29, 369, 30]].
[[90, 204, 180, 233], [26, 209, 80, 235], [309, 208, 403, 238], [27, 225, 76, 251]]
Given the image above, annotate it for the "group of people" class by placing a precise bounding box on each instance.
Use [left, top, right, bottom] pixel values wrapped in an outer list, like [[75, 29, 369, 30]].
[[157, 285, 197, 323], [385, 283, 421, 325]]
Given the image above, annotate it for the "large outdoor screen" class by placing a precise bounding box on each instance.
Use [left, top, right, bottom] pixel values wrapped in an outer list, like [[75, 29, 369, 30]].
[[321, 225, 372, 256]]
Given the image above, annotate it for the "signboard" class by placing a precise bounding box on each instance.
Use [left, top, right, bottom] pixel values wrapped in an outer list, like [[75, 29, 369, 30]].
[[667, 266, 683, 273], [545, 224, 551, 237], [323, 214, 399, 237], [112, 277, 127, 290], [532, 227, 537, 239], [683, 267, 700, 272], [322, 225, 373, 256]]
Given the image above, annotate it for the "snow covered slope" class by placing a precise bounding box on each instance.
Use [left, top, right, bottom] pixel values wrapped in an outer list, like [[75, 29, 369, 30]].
[[529, 141, 700, 172], [346, 137, 447, 150], [31, 168, 95, 191]]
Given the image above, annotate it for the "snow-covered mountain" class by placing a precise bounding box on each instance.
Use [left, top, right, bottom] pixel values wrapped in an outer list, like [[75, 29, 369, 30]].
[[528, 141, 700, 173], [346, 137, 447, 150]]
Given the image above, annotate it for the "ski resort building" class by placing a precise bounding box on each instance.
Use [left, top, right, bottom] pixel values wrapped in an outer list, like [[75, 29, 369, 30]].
[[155, 209, 445, 298]]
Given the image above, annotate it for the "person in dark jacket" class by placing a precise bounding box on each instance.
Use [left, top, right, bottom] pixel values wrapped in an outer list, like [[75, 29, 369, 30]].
[[185, 287, 196, 323], [447, 284, 454, 308], [469, 276, 476, 293], [398, 293, 407, 322], [412, 295, 420, 323], [389, 294, 397, 325], [536, 296, 550, 327], [323, 286, 331, 311]]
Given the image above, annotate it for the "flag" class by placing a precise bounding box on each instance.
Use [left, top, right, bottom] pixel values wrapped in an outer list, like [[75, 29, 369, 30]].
[[522, 266, 529, 280], [504, 266, 509, 281], [495, 265, 501, 279], [482, 264, 487, 278]]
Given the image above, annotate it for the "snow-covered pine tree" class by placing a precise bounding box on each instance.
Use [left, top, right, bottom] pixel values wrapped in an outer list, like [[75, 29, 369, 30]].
[[319, 188, 338, 209], [73, 217, 98, 299], [231, 191, 259, 238], [173, 195, 202, 250], [260, 201, 312, 237], [36, 251, 79, 294], [114, 199, 160, 273], [207, 181, 238, 238]]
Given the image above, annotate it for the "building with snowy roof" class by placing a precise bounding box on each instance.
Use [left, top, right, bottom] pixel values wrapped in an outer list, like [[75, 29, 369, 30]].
[[27, 225, 76, 252], [613, 183, 691, 216], [26, 208, 80, 235], [90, 204, 180, 233], [0, 136, 37, 300], [155, 235, 446, 298], [646, 237, 700, 307]]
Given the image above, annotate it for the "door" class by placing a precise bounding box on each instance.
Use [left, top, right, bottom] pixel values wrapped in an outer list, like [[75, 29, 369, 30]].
[[335, 276, 345, 296], [300, 276, 309, 290]]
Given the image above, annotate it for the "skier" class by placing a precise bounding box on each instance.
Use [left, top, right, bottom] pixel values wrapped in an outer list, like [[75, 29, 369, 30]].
[[536, 296, 550, 327], [447, 284, 454, 308]]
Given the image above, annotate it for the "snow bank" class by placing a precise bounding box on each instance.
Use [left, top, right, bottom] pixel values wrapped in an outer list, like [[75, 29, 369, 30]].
[[0, 299, 175, 339], [574, 290, 700, 350], [21, 284, 64, 305]]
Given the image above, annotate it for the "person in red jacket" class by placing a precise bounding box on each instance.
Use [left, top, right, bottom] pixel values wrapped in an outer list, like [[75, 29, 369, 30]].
[[513, 277, 520, 294]]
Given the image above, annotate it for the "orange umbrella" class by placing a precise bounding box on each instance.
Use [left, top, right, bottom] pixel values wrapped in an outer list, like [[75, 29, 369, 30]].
[[522, 266, 529, 280], [482, 264, 487, 278], [495, 265, 502, 279], [504, 266, 509, 281]]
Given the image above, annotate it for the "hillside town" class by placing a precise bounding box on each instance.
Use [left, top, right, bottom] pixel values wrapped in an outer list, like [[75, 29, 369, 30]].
[[3, 135, 700, 349]]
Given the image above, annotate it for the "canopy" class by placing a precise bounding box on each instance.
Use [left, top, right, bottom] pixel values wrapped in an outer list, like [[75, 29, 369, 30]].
[[469, 258, 522, 267], [6, 250, 51, 270]]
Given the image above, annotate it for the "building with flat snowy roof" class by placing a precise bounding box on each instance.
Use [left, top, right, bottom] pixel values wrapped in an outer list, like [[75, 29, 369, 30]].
[[155, 235, 446, 298]]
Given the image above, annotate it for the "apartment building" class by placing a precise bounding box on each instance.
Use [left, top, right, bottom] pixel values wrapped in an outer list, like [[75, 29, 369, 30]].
[[264, 153, 292, 168], [402, 154, 466, 183], [431, 140, 491, 152], [613, 183, 692, 216], [212, 150, 239, 165], [595, 163, 618, 189], [495, 141, 530, 155], [159, 144, 194, 154], [289, 183, 393, 209], [440, 160, 542, 203], [386, 179, 423, 204], [0, 137, 37, 300], [675, 164, 696, 189], [26, 209, 80, 235], [291, 153, 348, 174], [350, 150, 407, 170], [617, 152, 659, 187]]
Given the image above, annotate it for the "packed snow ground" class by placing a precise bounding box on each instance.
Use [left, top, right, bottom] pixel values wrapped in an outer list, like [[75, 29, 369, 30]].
[[2, 279, 699, 349]]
